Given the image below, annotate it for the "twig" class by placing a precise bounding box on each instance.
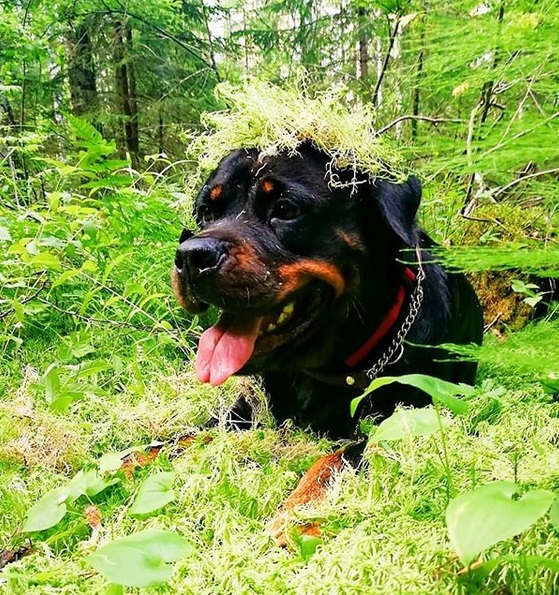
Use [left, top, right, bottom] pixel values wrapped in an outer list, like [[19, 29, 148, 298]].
[[36, 298, 198, 343], [0, 276, 48, 320], [373, 115, 463, 138], [493, 167, 559, 198], [372, 14, 401, 108]]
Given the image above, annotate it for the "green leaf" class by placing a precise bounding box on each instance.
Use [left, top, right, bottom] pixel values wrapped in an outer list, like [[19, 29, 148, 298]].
[[65, 468, 121, 500], [123, 282, 146, 298], [86, 528, 194, 587], [22, 488, 67, 532], [51, 269, 81, 288], [69, 358, 113, 379], [446, 481, 555, 566], [295, 533, 322, 561], [129, 472, 176, 516], [369, 407, 448, 442], [49, 390, 85, 412], [44, 367, 61, 404], [351, 373, 472, 417], [549, 495, 559, 531], [540, 377, 559, 396], [29, 251, 62, 272]]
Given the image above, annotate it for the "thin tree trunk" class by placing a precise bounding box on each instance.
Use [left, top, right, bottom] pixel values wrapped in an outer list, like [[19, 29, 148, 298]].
[[114, 20, 139, 165], [463, 2, 505, 205], [158, 111, 164, 155], [66, 23, 98, 116], [372, 15, 401, 109], [125, 23, 139, 161], [357, 7, 369, 85]]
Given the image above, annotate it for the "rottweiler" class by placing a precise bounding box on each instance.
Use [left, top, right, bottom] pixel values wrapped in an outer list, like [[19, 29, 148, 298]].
[[172, 143, 483, 540]]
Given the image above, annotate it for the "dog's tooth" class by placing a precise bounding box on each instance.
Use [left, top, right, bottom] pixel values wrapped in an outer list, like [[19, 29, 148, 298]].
[[267, 323, 277, 332], [277, 313, 287, 324], [283, 302, 294, 315]]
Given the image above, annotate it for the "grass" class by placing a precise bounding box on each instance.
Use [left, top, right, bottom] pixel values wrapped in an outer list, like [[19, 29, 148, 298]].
[[1, 87, 558, 593], [2, 310, 559, 593]]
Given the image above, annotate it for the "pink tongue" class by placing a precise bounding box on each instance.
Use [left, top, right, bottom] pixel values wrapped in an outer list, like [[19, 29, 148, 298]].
[[195, 316, 262, 386]]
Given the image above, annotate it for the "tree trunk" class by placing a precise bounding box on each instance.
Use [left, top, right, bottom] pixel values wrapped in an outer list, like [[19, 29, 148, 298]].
[[114, 20, 139, 165], [411, 20, 425, 140], [66, 24, 98, 116], [357, 7, 369, 85]]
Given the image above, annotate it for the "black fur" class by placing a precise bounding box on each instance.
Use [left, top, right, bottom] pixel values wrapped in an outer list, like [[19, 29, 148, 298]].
[[173, 144, 484, 439]]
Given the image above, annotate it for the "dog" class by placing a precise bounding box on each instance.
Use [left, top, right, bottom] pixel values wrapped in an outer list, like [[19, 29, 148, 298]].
[[172, 143, 483, 541]]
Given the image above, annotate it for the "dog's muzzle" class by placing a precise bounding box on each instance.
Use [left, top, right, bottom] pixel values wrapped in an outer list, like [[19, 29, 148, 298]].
[[175, 236, 229, 279]]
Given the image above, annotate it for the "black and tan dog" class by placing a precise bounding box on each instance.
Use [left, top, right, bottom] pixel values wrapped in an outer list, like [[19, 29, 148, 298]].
[[172, 143, 483, 540]]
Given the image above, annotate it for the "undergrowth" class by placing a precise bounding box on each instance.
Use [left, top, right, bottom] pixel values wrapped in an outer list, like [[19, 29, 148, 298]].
[[0, 98, 558, 594]]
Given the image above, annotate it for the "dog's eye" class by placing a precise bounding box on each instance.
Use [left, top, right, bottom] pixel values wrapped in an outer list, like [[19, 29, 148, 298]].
[[198, 205, 214, 223], [271, 200, 301, 221]]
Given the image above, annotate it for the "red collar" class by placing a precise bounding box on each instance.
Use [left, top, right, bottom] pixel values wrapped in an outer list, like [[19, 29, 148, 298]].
[[344, 267, 416, 369]]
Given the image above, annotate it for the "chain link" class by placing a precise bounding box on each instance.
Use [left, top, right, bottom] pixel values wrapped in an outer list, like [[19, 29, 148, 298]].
[[363, 249, 426, 381]]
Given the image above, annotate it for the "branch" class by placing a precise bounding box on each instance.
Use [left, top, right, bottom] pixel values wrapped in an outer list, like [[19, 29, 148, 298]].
[[87, 6, 216, 75], [0, 276, 47, 320], [372, 15, 401, 108], [493, 167, 559, 198], [373, 115, 463, 138]]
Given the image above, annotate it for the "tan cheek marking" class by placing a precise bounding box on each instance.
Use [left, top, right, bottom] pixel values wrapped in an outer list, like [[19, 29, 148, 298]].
[[278, 259, 346, 299], [209, 185, 222, 201], [171, 267, 188, 310], [171, 267, 204, 313]]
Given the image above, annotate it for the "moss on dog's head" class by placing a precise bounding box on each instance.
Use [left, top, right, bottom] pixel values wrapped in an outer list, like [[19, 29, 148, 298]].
[[183, 81, 404, 201]]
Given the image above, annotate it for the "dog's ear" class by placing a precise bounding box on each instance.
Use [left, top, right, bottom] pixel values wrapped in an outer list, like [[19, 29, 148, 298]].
[[371, 176, 421, 246]]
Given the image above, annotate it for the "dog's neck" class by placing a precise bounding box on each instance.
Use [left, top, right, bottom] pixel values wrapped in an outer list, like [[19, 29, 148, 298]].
[[301, 265, 422, 389], [344, 267, 417, 369]]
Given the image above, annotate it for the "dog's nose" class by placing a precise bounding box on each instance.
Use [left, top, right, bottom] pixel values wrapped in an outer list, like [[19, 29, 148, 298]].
[[175, 237, 229, 276]]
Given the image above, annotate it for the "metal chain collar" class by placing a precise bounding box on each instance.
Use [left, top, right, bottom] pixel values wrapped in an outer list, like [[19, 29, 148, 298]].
[[350, 246, 426, 385]]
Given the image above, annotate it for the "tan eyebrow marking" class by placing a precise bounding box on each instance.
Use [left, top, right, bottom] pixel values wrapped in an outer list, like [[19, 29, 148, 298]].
[[209, 185, 222, 201], [260, 179, 275, 194]]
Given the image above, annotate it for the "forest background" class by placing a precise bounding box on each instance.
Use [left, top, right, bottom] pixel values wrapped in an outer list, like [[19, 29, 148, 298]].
[[1, 0, 559, 593]]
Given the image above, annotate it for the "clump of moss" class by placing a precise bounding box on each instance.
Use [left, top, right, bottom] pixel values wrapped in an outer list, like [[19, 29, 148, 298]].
[[183, 81, 404, 200]]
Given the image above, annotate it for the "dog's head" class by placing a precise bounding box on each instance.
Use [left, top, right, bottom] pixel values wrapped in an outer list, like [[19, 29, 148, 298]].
[[172, 144, 422, 385]]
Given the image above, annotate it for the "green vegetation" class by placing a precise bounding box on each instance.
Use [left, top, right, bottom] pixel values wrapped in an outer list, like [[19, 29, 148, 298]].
[[1, 0, 559, 593]]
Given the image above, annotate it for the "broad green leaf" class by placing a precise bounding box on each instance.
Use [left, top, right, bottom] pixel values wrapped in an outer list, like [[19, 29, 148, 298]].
[[540, 377, 559, 396], [351, 373, 472, 417], [69, 359, 113, 379], [101, 252, 130, 284], [49, 390, 85, 412], [446, 481, 555, 565], [466, 554, 559, 580], [29, 251, 62, 271], [123, 282, 146, 298], [369, 407, 448, 442], [295, 533, 322, 561], [23, 488, 67, 532], [86, 528, 194, 587], [65, 468, 120, 500], [549, 495, 559, 531], [52, 269, 80, 288], [44, 367, 61, 404], [129, 472, 176, 516]]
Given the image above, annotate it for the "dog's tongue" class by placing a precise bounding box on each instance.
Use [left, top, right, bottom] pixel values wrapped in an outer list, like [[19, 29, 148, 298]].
[[195, 315, 262, 386]]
